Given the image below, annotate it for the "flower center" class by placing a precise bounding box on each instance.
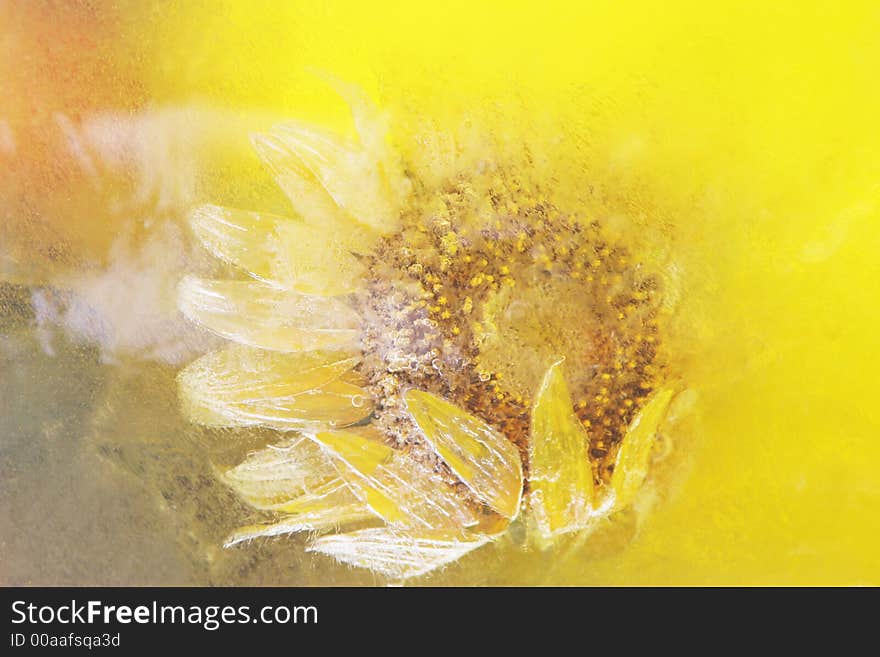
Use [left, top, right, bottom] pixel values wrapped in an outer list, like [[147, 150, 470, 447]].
[[356, 169, 663, 484]]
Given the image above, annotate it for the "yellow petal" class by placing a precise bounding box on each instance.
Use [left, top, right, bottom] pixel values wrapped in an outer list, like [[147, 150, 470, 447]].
[[178, 276, 360, 352], [611, 385, 677, 509], [405, 390, 523, 519], [270, 217, 371, 296], [270, 478, 363, 515], [308, 528, 492, 580], [313, 71, 388, 160], [310, 72, 411, 210], [177, 345, 371, 430], [262, 121, 401, 234], [189, 203, 285, 282], [220, 436, 377, 545], [250, 133, 357, 230], [312, 428, 480, 531], [220, 436, 344, 508], [189, 204, 367, 295], [529, 359, 594, 541], [224, 503, 375, 547]]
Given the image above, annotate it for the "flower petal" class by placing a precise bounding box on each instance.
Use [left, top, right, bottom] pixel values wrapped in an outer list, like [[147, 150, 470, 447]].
[[178, 276, 360, 352], [261, 121, 401, 234], [312, 427, 481, 531], [177, 345, 371, 430], [404, 390, 523, 520], [220, 436, 346, 508], [611, 385, 677, 509], [311, 72, 411, 209], [271, 217, 372, 295], [189, 204, 367, 295], [189, 203, 284, 281], [221, 437, 376, 545], [313, 71, 388, 161], [224, 503, 375, 547], [250, 133, 357, 229], [529, 359, 594, 541], [308, 527, 492, 580]]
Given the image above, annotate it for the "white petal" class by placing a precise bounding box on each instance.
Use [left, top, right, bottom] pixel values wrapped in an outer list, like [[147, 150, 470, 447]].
[[311, 72, 410, 205], [309, 528, 492, 580], [313, 71, 389, 159], [189, 204, 367, 295], [177, 345, 371, 430], [221, 436, 345, 509], [260, 121, 401, 233], [311, 428, 480, 532], [221, 437, 376, 545], [250, 134, 357, 230], [224, 503, 375, 547], [178, 276, 360, 352]]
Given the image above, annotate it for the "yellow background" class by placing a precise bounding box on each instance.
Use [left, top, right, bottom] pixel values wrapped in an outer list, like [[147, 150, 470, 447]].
[[3, 1, 879, 584]]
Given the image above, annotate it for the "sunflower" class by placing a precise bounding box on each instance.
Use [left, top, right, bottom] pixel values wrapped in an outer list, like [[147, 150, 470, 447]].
[[176, 80, 679, 580]]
